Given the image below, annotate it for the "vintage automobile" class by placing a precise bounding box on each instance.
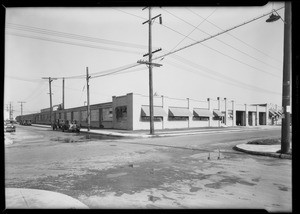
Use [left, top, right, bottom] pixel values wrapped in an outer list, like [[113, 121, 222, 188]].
[[5, 122, 16, 132], [61, 120, 81, 133], [20, 120, 32, 126], [52, 119, 65, 130]]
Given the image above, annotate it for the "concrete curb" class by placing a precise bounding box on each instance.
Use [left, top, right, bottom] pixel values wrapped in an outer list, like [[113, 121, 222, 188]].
[[233, 145, 292, 160], [30, 124, 281, 139]]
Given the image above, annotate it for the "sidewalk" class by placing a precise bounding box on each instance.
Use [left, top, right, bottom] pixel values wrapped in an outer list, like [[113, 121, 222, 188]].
[[30, 123, 280, 137], [28, 124, 288, 159], [5, 188, 88, 209], [234, 143, 292, 160]]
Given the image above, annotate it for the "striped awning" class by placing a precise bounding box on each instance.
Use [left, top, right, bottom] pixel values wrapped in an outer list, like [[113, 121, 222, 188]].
[[141, 106, 167, 117], [169, 107, 193, 117], [193, 108, 213, 117], [269, 109, 277, 116], [213, 110, 224, 117]]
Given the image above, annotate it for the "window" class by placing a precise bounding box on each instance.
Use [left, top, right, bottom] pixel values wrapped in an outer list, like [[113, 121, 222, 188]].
[[115, 106, 127, 121], [103, 107, 113, 121], [141, 116, 162, 122], [193, 116, 209, 121], [168, 116, 188, 121]]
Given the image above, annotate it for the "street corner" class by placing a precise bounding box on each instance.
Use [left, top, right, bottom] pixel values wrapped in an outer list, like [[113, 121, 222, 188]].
[[5, 188, 89, 209], [233, 143, 292, 160]]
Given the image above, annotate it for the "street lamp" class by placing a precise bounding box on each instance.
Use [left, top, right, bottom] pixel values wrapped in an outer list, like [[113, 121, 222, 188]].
[[266, 3, 291, 154]]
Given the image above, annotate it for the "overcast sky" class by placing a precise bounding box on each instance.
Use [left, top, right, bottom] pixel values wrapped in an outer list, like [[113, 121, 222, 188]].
[[4, 2, 286, 116]]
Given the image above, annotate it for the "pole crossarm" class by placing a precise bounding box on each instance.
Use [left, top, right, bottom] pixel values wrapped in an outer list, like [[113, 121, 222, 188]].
[[143, 48, 162, 57], [142, 14, 162, 24], [137, 60, 162, 67]]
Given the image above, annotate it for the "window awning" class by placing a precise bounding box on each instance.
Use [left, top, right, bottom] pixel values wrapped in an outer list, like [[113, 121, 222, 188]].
[[269, 109, 276, 116], [169, 107, 193, 117], [141, 106, 167, 117], [193, 108, 213, 117], [213, 110, 224, 117]]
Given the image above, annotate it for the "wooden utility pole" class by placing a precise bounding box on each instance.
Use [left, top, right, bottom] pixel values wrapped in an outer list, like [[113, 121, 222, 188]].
[[9, 102, 14, 120], [148, 7, 154, 135], [18, 101, 26, 115], [86, 67, 91, 131], [138, 7, 162, 135], [62, 77, 65, 110], [281, 2, 292, 154], [42, 77, 57, 126]]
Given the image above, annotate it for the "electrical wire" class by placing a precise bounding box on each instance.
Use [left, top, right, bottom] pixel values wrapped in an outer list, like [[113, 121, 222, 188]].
[[185, 7, 283, 64], [170, 8, 218, 52], [161, 7, 281, 72], [6, 31, 143, 55], [151, 7, 284, 79], [167, 53, 281, 95], [6, 23, 149, 50]]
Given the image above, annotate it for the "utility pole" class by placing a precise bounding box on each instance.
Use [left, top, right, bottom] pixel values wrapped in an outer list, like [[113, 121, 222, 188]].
[[18, 101, 26, 115], [42, 77, 57, 126], [281, 2, 292, 154], [62, 77, 65, 110], [265, 2, 291, 154], [138, 7, 162, 135], [9, 102, 14, 121], [86, 67, 91, 131]]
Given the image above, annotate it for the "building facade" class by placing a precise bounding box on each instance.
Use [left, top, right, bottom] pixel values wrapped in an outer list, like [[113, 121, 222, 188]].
[[16, 92, 282, 130]]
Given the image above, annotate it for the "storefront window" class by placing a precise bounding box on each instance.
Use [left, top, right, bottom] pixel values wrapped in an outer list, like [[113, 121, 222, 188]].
[[115, 106, 127, 121]]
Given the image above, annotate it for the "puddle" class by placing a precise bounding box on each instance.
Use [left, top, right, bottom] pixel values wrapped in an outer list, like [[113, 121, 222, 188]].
[[107, 172, 128, 178], [81, 133, 123, 141]]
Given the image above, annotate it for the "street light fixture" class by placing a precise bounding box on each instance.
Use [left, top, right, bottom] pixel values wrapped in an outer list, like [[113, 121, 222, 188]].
[[266, 3, 292, 154], [266, 13, 281, 22]]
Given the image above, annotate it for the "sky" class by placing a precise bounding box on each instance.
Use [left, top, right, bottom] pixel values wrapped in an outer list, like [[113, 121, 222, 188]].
[[4, 2, 286, 118]]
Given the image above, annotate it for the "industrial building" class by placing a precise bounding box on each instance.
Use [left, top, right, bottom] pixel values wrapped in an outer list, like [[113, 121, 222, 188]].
[[16, 92, 282, 130]]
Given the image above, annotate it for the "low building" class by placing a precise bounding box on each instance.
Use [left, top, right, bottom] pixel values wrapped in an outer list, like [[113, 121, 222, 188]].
[[16, 92, 282, 130]]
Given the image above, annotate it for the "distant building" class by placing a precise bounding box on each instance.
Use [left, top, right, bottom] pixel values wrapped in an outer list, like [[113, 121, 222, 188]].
[[16, 92, 282, 130]]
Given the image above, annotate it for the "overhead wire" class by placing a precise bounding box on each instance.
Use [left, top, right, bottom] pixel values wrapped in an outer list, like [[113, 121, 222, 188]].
[[6, 31, 144, 55], [54, 6, 284, 83], [170, 8, 218, 52], [167, 53, 281, 95], [161, 7, 282, 73], [152, 6, 284, 70], [6, 23, 149, 50], [185, 7, 283, 64]]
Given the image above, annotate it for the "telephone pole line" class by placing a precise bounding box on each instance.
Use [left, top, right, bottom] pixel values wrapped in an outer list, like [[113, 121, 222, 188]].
[[62, 77, 65, 110], [86, 67, 91, 131], [138, 7, 162, 135], [18, 101, 26, 115], [42, 77, 57, 126], [9, 102, 14, 120]]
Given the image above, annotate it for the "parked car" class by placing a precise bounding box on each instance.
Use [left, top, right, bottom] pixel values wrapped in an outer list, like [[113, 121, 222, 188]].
[[22, 120, 32, 126], [52, 119, 65, 130], [5, 122, 16, 132], [61, 120, 80, 133]]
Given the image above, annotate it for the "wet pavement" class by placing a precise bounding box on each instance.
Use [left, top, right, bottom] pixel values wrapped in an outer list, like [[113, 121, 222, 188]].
[[4, 125, 292, 211]]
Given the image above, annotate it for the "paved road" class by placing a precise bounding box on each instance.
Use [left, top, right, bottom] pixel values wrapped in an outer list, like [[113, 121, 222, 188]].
[[5, 125, 291, 211]]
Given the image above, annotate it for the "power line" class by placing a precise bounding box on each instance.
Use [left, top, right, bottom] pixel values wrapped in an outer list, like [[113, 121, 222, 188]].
[[6, 23, 149, 50], [170, 8, 218, 52], [6, 32, 143, 55], [161, 7, 281, 72], [185, 7, 283, 64], [152, 6, 284, 77], [58, 7, 283, 82], [167, 53, 281, 95]]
